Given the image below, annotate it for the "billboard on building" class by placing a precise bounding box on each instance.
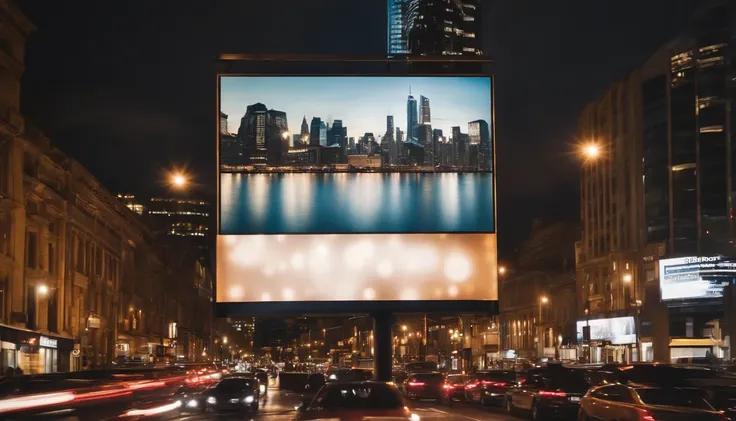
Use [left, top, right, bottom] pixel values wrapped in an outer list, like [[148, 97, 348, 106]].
[[658, 256, 736, 301], [576, 316, 636, 345], [216, 75, 497, 314]]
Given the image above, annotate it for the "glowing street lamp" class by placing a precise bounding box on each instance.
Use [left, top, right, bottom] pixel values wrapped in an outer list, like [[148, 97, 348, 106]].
[[38, 284, 49, 295], [170, 171, 188, 189], [623, 274, 632, 283], [499, 266, 506, 275], [401, 325, 408, 332]]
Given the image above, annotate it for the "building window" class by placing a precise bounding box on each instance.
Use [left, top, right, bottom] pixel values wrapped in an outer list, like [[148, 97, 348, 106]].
[[76, 238, 85, 273], [0, 216, 9, 256], [26, 231, 38, 269], [48, 243, 55, 275], [95, 248, 103, 277]]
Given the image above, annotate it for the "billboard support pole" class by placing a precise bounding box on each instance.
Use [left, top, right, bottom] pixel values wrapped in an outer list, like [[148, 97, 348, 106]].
[[372, 312, 394, 382]]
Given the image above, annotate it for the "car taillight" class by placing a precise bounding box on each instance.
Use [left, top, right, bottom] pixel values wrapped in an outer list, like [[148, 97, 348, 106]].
[[465, 383, 477, 389], [638, 409, 656, 421], [482, 381, 507, 387], [442, 384, 454, 389], [408, 382, 425, 387], [537, 390, 566, 398]]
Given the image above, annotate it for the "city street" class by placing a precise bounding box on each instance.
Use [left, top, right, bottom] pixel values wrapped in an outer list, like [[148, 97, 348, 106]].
[[155, 389, 521, 421]]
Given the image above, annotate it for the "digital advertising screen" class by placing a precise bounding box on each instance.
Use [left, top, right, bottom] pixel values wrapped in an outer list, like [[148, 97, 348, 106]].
[[658, 256, 736, 302], [576, 316, 637, 345], [216, 75, 497, 314]]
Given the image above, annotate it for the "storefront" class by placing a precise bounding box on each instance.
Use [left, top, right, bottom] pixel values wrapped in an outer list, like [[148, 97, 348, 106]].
[[0, 324, 74, 373]]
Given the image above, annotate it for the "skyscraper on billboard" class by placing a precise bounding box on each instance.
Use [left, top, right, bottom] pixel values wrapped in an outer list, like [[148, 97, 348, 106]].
[[420, 95, 430, 124], [300, 116, 310, 145], [237, 103, 289, 166], [309, 117, 322, 147], [387, 0, 483, 56], [469, 119, 491, 170], [407, 91, 418, 142]]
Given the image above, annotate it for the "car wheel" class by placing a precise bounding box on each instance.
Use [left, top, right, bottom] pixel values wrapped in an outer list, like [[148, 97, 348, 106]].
[[577, 410, 590, 421], [480, 393, 490, 407], [504, 396, 513, 414], [531, 400, 543, 421]]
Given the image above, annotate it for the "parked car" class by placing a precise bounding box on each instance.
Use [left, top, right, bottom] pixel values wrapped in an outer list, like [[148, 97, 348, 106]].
[[579, 384, 728, 421]]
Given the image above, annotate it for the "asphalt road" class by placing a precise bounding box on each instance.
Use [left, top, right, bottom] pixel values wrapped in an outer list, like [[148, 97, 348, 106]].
[[170, 390, 524, 421], [11, 388, 531, 421]]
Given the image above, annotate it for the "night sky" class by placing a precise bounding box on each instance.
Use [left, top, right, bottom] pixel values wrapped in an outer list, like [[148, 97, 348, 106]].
[[18, 0, 700, 258]]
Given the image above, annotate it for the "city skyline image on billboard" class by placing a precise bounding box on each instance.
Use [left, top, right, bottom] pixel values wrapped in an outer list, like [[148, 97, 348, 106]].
[[219, 75, 494, 235]]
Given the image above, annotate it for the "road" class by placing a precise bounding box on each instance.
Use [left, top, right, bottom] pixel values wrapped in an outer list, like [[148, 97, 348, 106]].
[[165, 390, 523, 421]]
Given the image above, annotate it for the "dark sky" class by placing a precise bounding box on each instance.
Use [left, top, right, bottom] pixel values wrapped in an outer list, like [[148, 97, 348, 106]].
[[18, 0, 700, 257]]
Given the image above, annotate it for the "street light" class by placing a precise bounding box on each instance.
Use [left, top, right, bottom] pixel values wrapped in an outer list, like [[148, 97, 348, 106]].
[[223, 336, 228, 345], [282, 131, 290, 140], [170, 172, 188, 189], [578, 142, 602, 164], [499, 266, 506, 275], [623, 274, 632, 283], [401, 325, 408, 332], [38, 284, 49, 295]]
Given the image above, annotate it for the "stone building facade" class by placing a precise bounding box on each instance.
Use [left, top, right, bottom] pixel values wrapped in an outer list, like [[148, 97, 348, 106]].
[[0, 1, 212, 373]]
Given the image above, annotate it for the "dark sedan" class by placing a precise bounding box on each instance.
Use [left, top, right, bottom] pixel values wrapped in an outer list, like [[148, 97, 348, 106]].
[[443, 374, 470, 405], [403, 372, 445, 401], [505, 369, 589, 420], [465, 370, 516, 406], [182, 376, 260, 414]]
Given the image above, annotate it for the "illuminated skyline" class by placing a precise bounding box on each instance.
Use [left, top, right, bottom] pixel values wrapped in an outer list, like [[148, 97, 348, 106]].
[[220, 76, 492, 141]]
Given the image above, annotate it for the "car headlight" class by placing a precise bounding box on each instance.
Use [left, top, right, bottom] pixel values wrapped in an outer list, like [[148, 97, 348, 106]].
[[243, 395, 254, 404], [328, 374, 337, 380], [206, 396, 217, 405], [410, 414, 421, 421], [186, 399, 198, 408], [259, 384, 266, 393]]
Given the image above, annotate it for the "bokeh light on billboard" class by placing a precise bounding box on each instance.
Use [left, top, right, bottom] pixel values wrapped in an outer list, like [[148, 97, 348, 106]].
[[216, 74, 497, 313], [217, 234, 497, 303]]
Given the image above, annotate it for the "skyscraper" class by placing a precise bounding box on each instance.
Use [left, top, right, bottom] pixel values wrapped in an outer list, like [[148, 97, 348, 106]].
[[219, 111, 229, 135], [468, 119, 492, 170], [385, 116, 398, 165], [419, 124, 434, 166], [406, 90, 418, 142], [237, 103, 289, 166], [299, 116, 310, 145], [452, 126, 465, 167], [420, 95, 430, 124], [387, 0, 483, 57], [328, 120, 346, 148], [319, 121, 327, 146], [309, 117, 322, 147], [387, 0, 409, 54]]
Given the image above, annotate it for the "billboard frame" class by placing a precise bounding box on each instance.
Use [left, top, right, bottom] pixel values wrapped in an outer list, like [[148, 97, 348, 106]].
[[215, 55, 498, 317]]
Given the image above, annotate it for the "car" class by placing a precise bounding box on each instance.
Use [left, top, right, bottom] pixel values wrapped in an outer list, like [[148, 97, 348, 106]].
[[505, 368, 590, 420], [442, 374, 470, 405], [403, 371, 445, 401], [295, 381, 418, 421], [181, 375, 261, 414], [579, 384, 728, 421], [464, 370, 516, 406], [249, 367, 270, 397]]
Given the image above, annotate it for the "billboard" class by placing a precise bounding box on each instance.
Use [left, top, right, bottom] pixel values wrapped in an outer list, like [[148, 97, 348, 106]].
[[576, 316, 636, 345], [658, 256, 736, 301], [217, 75, 496, 313]]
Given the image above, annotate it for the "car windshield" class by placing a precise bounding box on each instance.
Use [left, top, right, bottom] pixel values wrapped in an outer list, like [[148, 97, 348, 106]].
[[410, 373, 443, 382], [446, 375, 468, 384], [311, 385, 403, 410], [477, 371, 516, 381], [215, 378, 252, 392], [635, 388, 713, 410]]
